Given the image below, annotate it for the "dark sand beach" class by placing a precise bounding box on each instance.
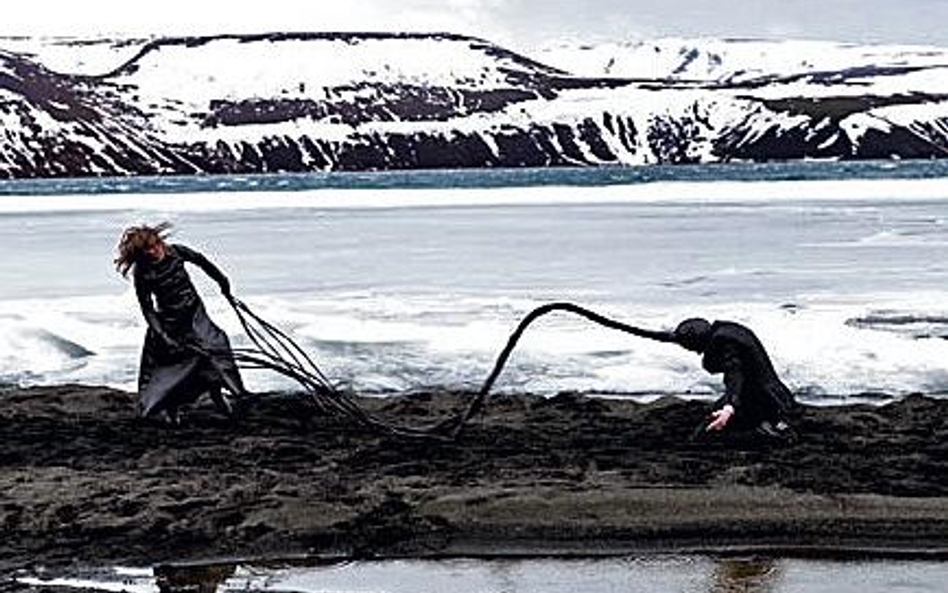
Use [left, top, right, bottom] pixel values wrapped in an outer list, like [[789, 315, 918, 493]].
[[3, 384, 948, 580]]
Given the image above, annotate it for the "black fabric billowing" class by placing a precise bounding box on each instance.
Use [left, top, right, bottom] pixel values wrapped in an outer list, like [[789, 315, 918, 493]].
[[701, 321, 794, 428], [134, 244, 244, 418]]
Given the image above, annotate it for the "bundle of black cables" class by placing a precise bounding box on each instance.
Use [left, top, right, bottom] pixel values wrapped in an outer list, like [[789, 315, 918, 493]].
[[222, 298, 678, 441], [225, 295, 440, 439]]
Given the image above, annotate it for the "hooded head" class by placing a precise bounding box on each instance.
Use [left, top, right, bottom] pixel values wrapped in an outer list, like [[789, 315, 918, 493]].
[[673, 317, 712, 353]]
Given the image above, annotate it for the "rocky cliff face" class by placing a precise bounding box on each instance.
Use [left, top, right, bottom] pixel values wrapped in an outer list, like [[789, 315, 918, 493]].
[[2, 32, 948, 178]]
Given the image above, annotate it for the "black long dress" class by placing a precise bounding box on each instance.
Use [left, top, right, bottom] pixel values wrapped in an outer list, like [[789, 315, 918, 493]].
[[134, 244, 244, 418], [701, 321, 795, 429]]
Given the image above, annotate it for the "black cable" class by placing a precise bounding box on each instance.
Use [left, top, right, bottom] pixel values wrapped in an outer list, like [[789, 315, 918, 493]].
[[223, 296, 447, 439], [447, 301, 676, 438], [207, 297, 677, 441]]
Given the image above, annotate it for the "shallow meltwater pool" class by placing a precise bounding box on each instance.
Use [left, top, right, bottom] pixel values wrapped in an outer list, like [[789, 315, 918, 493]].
[[17, 556, 948, 593]]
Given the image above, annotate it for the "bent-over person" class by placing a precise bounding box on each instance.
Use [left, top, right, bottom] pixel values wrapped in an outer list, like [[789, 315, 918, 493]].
[[672, 317, 796, 442]]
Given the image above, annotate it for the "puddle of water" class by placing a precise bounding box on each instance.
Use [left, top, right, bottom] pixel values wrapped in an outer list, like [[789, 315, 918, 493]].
[[17, 556, 948, 593]]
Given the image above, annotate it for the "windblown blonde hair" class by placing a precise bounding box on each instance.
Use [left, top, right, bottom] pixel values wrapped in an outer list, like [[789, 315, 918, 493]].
[[115, 222, 173, 278]]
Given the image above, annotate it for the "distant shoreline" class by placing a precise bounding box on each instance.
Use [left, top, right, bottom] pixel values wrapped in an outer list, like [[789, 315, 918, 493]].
[[6, 161, 948, 204], [2, 384, 948, 577]]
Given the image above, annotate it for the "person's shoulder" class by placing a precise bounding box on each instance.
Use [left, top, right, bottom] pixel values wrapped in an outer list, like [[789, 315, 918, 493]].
[[710, 320, 755, 341], [168, 243, 196, 258]]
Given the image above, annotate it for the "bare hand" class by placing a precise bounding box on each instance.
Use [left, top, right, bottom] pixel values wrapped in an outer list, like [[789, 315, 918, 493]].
[[706, 404, 735, 431]]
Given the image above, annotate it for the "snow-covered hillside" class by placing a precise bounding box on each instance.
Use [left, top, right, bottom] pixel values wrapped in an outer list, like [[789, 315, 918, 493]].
[[536, 37, 948, 83], [0, 35, 150, 76], [2, 32, 948, 178]]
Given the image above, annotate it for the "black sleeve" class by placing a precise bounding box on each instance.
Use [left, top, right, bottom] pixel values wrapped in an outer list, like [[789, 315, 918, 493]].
[[134, 272, 173, 344], [719, 342, 745, 410], [174, 244, 230, 293]]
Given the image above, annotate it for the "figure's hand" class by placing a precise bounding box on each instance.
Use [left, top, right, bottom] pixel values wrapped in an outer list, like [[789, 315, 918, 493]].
[[706, 404, 735, 431]]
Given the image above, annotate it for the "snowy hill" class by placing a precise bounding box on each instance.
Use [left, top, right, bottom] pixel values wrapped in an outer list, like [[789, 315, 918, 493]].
[[2, 33, 948, 177], [535, 37, 948, 83]]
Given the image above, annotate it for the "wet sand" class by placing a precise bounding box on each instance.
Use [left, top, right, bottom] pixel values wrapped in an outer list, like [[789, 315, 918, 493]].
[[2, 384, 948, 576]]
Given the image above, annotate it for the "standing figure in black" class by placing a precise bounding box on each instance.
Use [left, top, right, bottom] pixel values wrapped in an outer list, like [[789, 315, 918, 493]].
[[116, 222, 246, 424], [672, 318, 795, 440]]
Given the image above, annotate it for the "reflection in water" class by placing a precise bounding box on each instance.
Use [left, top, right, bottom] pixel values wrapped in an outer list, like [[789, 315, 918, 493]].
[[709, 558, 779, 593], [147, 557, 710, 593], [155, 563, 236, 593], [151, 557, 782, 593], [18, 555, 948, 593]]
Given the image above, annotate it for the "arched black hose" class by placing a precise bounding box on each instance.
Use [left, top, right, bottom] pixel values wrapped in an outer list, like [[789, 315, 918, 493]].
[[447, 301, 677, 438]]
